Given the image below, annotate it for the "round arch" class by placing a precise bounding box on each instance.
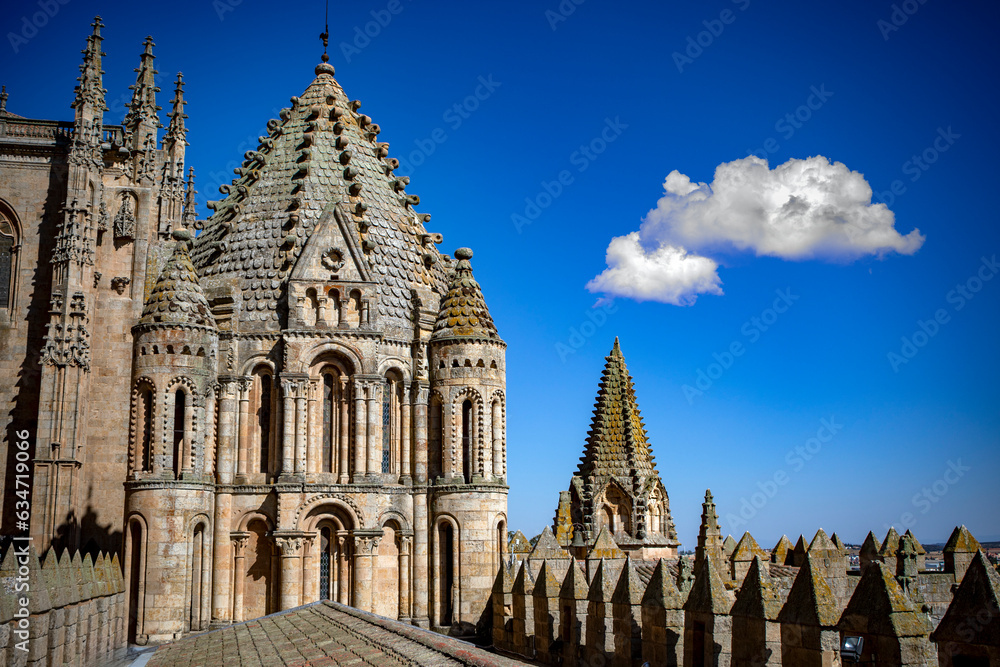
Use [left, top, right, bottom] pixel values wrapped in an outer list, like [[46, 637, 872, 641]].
[[299, 341, 364, 375]]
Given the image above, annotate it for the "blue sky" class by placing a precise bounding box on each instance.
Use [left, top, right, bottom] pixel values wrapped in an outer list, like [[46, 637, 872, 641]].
[[3, 0, 997, 547]]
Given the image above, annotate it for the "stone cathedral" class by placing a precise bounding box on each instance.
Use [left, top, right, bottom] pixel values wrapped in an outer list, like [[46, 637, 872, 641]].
[[0, 18, 508, 644]]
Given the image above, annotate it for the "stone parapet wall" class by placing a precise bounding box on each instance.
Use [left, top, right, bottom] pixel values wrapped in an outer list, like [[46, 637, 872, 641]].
[[0, 544, 127, 667], [494, 525, 999, 667]]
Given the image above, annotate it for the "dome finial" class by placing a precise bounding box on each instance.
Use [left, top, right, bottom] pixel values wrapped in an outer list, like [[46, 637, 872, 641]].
[[319, 0, 330, 63]]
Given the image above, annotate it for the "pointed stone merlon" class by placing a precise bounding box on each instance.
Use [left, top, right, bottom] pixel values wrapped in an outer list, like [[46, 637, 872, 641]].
[[531, 561, 563, 661], [777, 554, 844, 666], [731, 531, 768, 582], [931, 550, 1000, 665], [943, 525, 981, 582], [683, 555, 735, 667], [839, 560, 936, 666], [859, 530, 883, 572], [808, 528, 847, 579], [611, 558, 645, 665], [641, 558, 685, 667], [511, 561, 536, 656], [731, 556, 782, 666], [490, 562, 514, 653], [584, 559, 618, 665], [0, 545, 126, 665]]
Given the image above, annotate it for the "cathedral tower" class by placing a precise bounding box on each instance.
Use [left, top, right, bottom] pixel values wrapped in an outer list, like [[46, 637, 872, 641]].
[[125, 228, 218, 642]]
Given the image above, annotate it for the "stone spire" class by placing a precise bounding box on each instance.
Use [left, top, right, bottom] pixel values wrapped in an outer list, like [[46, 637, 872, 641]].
[[162, 72, 187, 161], [124, 37, 160, 133], [576, 338, 657, 480], [139, 230, 215, 328], [695, 489, 726, 572], [1, 85, 8, 115], [72, 17, 107, 122], [431, 248, 500, 341], [158, 73, 188, 238], [183, 167, 197, 227], [123, 36, 161, 173], [559, 338, 678, 555]]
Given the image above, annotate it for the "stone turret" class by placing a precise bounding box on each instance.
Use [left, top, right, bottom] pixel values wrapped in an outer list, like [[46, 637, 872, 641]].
[[125, 228, 217, 641], [428, 247, 506, 484], [556, 338, 679, 558]]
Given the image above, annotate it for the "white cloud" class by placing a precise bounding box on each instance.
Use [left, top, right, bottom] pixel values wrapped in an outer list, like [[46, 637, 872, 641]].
[[589, 156, 924, 305], [586, 232, 723, 306], [645, 155, 925, 259]]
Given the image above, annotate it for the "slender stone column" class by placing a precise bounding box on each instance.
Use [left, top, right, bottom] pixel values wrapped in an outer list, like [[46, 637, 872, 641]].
[[275, 534, 306, 611], [366, 382, 382, 479], [230, 532, 249, 623], [352, 534, 379, 613], [295, 388, 307, 474], [353, 379, 366, 482], [236, 379, 251, 476], [182, 401, 196, 475], [281, 380, 295, 476], [337, 534, 350, 604], [492, 400, 502, 479], [413, 385, 428, 483], [338, 379, 350, 483], [412, 492, 429, 627], [307, 379, 319, 475], [398, 536, 412, 622], [400, 387, 412, 483], [212, 378, 238, 624]]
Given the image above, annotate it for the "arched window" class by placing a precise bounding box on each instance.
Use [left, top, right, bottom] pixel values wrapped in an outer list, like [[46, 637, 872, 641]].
[[304, 288, 319, 326], [437, 521, 455, 626], [257, 373, 272, 474], [382, 383, 392, 473], [461, 400, 472, 483], [429, 396, 442, 479], [125, 518, 146, 643], [138, 386, 153, 472], [173, 389, 186, 476], [189, 523, 208, 630], [0, 212, 14, 311], [323, 374, 334, 472], [495, 519, 506, 573], [319, 526, 332, 600], [381, 372, 403, 475]]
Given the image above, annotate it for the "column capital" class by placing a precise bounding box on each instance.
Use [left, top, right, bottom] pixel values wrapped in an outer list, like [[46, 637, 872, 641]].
[[353, 531, 382, 556], [273, 530, 310, 557], [230, 531, 250, 556]]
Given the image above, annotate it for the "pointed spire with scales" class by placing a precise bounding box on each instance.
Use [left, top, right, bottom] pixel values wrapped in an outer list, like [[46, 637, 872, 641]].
[[576, 337, 657, 480], [432, 248, 501, 342], [558, 338, 678, 557]]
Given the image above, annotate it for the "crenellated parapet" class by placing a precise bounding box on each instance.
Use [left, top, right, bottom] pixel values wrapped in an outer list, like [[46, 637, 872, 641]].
[[0, 544, 127, 666], [494, 522, 999, 667]]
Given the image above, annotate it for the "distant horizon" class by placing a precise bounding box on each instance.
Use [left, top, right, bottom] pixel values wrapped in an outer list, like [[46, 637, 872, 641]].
[[2, 0, 996, 548]]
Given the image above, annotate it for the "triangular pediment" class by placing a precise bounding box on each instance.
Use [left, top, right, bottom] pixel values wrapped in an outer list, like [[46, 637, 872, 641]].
[[290, 204, 371, 284]]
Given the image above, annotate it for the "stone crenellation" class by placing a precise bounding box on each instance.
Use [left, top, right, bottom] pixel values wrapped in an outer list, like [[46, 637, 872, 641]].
[[0, 545, 128, 666], [493, 522, 999, 667]]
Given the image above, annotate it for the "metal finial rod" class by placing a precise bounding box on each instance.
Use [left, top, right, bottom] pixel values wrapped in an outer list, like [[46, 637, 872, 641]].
[[320, 0, 330, 62]]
